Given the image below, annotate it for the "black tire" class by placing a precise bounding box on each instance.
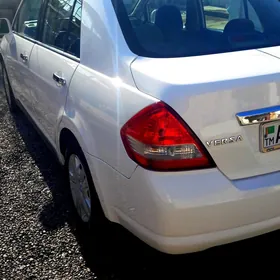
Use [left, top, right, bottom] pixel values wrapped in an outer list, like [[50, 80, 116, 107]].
[[65, 141, 108, 232], [1, 61, 17, 113]]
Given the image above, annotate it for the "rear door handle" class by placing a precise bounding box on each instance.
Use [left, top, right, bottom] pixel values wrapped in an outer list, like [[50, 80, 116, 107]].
[[20, 53, 28, 62], [53, 72, 66, 86]]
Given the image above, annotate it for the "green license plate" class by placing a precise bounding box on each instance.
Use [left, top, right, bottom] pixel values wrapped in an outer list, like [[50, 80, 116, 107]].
[[260, 121, 280, 153]]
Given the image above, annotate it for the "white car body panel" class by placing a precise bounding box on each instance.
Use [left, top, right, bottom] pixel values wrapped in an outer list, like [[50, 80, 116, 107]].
[[260, 45, 280, 59], [5, 34, 35, 115], [87, 152, 280, 254], [30, 44, 78, 145], [80, 0, 137, 86], [2, 0, 280, 254], [131, 49, 280, 180], [64, 64, 158, 178]]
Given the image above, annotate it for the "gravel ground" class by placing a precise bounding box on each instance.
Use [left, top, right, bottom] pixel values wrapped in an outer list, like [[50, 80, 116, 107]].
[[1, 69, 280, 280]]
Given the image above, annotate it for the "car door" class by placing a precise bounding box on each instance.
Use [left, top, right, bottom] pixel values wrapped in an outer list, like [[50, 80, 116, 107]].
[[30, 0, 81, 146], [5, 0, 43, 115]]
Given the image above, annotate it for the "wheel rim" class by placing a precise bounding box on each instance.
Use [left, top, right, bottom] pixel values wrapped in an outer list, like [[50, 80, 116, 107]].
[[68, 154, 91, 223], [2, 67, 11, 106]]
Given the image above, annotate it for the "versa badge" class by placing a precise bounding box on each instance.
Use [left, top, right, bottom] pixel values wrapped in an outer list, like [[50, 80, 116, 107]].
[[206, 135, 243, 148]]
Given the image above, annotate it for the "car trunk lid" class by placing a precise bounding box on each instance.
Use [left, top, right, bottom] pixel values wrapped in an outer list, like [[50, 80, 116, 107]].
[[130, 49, 280, 180]]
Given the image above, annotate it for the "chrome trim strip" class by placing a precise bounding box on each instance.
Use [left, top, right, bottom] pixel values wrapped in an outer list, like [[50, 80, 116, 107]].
[[236, 105, 280, 126], [12, 31, 80, 63], [36, 41, 80, 63]]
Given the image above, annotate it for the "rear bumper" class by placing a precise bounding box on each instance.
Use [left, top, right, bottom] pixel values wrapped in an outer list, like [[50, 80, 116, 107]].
[[116, 205, 280, 254], [86, 154, 280, 254]]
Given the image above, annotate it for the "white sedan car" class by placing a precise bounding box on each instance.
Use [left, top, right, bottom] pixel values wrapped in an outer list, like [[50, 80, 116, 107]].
[[1, 0, 280, 254]]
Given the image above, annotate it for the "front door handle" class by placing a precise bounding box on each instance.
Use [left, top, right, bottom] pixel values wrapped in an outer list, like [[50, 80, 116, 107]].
[[20, 53, 28, 62], [53, 72, 66, 86]]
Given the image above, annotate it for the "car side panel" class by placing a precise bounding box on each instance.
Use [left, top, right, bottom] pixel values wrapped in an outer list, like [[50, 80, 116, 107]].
[[58, 0, 156, 178], [81, 0, 137, 86], [4, 34, 35, 115], [62, 64, 158, 178], [30, 44, 78, 146]]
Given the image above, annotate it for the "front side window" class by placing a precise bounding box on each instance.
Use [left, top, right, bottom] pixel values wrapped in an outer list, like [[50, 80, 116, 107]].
[[41, 0, 82, 57], [13, 0, 43, 39], [113, 0, 280, 58]]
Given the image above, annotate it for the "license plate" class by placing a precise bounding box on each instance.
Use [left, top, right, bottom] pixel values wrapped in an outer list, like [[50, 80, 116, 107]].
[[260, 121, 280, 153]]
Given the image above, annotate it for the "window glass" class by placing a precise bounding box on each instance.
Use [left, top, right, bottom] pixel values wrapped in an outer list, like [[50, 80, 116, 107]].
[[147, 0, 187, 26], [203, 0, 263, 32], [227, 0, 263, 32], [0, 19, 9, 37], [67, 0, 82, 57], [123, 0, 139, 14], [41, 0, 77, 52], [202, 0, 229, 31], [113, 0, 280, 58], [13, 0, 43, 39]]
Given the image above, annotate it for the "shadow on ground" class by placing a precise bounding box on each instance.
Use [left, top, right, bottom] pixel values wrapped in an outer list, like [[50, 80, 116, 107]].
[[2, 71, 280, 279]]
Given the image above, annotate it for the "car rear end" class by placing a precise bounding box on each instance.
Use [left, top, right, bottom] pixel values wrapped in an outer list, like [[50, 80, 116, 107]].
[[109, 0, 280, 253]]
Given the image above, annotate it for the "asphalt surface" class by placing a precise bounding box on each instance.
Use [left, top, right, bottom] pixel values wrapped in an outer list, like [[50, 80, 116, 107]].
[[1, 69, 280, 279]]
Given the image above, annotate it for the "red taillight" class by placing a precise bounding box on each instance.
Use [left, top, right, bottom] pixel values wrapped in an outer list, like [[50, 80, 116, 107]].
[[120, 102, 215, 171]]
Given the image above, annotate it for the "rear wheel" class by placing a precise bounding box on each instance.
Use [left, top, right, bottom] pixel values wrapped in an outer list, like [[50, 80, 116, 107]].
[[64, 139, 153, 263], [68, 154, 92, 223], [1, 62, 17, 113], [65, 142, 107, 231]]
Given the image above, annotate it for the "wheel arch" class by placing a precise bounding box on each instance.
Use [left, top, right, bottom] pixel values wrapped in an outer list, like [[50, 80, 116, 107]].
[[58, 118, 114, 221]]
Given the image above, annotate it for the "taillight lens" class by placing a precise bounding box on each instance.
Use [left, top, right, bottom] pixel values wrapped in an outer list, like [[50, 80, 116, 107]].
[[120, 102, 215, 171]]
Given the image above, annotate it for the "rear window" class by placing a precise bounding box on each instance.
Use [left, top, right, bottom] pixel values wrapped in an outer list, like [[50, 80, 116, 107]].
[[112, 0, 280, 58], [123, 0, 140, 14]]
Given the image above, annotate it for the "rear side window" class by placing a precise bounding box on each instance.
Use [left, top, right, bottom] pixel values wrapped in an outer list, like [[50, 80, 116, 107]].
[[41, 0, 82, 58], [67, 0, 82, 57], [112, 0, 280, 58], [13, 0, 43, 39]]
